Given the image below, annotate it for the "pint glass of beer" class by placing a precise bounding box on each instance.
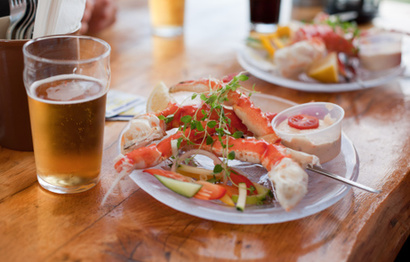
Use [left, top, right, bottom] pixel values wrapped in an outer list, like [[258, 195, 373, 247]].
[[149, 0, 185, 37], [23, 36, 111, 194]]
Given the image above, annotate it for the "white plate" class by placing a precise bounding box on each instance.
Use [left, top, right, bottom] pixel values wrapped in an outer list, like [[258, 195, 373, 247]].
[[126, 94, 360, 224], [237, 46, 405, 93]]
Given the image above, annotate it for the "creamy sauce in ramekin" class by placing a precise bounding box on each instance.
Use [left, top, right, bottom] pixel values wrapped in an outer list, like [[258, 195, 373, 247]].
[[277, 114, 341, 163], [359, 31, 402, 71], [277, 114, 334, 135]]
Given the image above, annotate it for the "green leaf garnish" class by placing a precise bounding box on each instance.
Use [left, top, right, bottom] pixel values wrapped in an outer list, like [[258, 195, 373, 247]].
[[213, 164, 223, 174], [196, 121, 204, 131], [158, 114, 174, 124], [171, 72, 251, 181], [206, 135, 214, 145], [207, 120, 217, 128], [200, 93, 208, 101], [228, 151, 235, 160], [181, 115, 192, 124], [232, 131, 243, 138]]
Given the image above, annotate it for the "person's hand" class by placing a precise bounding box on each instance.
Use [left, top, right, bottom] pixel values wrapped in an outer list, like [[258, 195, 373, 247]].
[[81, 0, 95, 34], [81, 0, 117, 34]]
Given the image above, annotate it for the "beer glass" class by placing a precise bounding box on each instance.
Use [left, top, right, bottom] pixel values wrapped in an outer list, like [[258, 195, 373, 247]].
[[149, 0, 185, 37], [23, 36, 111, 194]]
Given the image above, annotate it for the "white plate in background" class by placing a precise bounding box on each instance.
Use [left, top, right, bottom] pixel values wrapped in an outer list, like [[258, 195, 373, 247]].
[[237, 46, 405, 93]]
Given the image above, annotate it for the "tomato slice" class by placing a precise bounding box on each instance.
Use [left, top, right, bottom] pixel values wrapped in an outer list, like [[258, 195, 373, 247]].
[[229, 170, 258, 195], [143, 169, 191, 182], [288, 114, 319, 130], [194, 181, 227, 200]]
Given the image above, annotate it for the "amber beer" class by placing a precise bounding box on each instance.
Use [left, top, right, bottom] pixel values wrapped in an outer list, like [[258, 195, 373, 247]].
[[149, 0, 185, 37], [28, 74, 107, 193]]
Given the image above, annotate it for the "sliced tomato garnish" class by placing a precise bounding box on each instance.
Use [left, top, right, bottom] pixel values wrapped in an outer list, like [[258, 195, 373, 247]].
[[229, 170, 258, 195], [194, 181, 227, 200], [288, 114, 319, 130], [143, 169, 191, 182]]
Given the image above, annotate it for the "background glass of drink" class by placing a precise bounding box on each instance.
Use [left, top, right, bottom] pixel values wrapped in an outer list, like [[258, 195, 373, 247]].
[[250, 0, 292, 33], [149, 0, 185, 37], [23, 36, 111, 194]]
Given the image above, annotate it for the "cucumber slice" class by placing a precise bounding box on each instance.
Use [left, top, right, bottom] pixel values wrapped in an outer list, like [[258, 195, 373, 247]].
[[154, 175, 202, 198], [232, 183, 270, 205], [236, 183, 247, 211]]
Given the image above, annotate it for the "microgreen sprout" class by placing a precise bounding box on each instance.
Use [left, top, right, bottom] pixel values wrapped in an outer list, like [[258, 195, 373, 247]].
[[160, 72, 251, 180], [325, 16, 360, 39]]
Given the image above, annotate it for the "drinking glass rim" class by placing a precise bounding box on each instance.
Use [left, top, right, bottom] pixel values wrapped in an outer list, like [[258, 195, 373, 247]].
[[23, 35, 111, 64]]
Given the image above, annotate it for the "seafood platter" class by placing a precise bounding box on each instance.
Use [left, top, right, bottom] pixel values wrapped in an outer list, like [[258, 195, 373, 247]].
[[108, 73, 368, 224], [238, 13, 405, 92]]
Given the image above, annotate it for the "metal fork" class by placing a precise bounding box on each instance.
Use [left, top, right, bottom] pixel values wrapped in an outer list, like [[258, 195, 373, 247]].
[[16, 0, 36, 39], [6, 0, 27, 39]]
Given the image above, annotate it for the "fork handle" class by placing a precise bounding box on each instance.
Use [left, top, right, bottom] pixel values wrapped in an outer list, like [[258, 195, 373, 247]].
[[307, 165, 381, 194]]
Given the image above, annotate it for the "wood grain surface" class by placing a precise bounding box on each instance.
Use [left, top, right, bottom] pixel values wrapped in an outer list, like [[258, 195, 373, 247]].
[[0, 0, 409, 261]]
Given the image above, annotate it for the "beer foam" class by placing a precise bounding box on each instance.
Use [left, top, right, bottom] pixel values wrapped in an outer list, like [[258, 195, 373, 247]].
[[29, 74, 107, 104], [46, 80, 99, 101]]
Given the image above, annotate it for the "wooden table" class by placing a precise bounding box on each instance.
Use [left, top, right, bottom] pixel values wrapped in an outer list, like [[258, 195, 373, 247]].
[[1, 0, 409, 261]]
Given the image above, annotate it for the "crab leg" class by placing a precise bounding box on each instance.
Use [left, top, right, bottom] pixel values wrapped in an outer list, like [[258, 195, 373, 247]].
[[170, 77, 280, 143], [121, 113, 167, 153], [156, 102, 251, 136], [225, 90, 280, 143], [115, 124, 216, 173], [199, 136, 319, 211], [122, 97, 254, 152]]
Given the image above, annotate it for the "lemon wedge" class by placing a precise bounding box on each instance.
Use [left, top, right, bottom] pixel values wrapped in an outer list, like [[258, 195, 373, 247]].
[[259, 35, 276, 58], [307, 52, 339, 83], [276, 26, 291, 38], [146, 82, 173, 113]]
